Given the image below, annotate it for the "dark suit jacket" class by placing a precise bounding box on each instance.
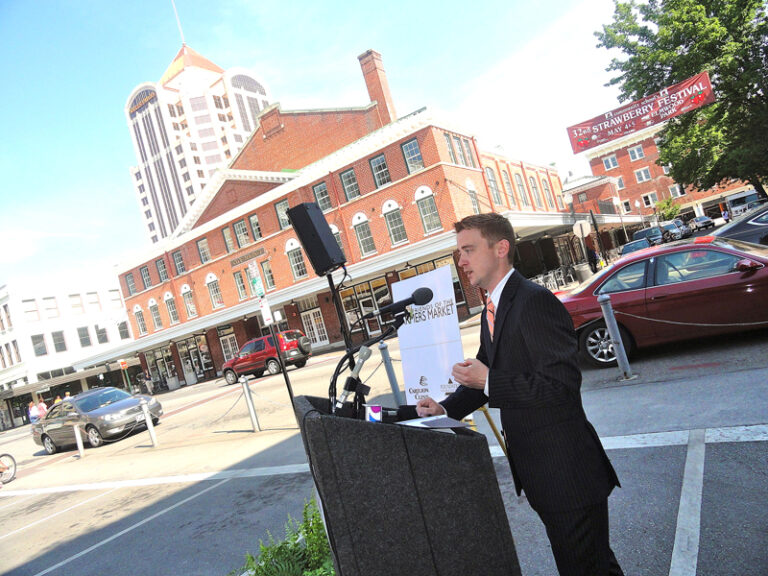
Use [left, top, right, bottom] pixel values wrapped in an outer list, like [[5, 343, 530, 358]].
[[403, 272, 619, 514]]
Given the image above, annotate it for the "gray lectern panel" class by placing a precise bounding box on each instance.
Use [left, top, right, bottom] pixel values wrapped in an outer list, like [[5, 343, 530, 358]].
[[295, 396, 521, 576]]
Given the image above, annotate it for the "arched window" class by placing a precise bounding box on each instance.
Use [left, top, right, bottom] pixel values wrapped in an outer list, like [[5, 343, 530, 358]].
[[180, 284, 197, 318], [285, 239, 308, 279], [485, 168, 502, 204], [351, 213, 377, 257], [205, 273, 224, 309], [163, 292, 180, 324], [529, 176, 544, 209], [415, 187, 442, 234], [515, 173, 531, 207], [329, 224, 344, 254], [132, 305, 148, 336], [147, 299, 163, 330], [382, 200, 408, 245], [502, 170, 517, 207]]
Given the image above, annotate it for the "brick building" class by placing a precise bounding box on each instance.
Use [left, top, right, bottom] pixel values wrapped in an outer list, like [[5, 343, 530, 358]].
[[580, 124, 753, 223], [78, 50, 583, 386]]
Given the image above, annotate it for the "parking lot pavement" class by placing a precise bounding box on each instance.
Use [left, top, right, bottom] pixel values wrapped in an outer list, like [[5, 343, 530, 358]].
[[0, 328, 766, 575]]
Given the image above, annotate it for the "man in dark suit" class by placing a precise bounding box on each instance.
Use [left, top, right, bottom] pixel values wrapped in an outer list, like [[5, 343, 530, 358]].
[[415, 213, 624, 576]]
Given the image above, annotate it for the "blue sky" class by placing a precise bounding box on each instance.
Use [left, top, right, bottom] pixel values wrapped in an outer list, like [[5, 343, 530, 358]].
[[0, 0, 621, 285]]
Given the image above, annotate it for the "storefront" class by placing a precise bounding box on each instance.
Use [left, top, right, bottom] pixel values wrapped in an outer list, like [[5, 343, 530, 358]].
[[175, 335, 213, 385], [144, 346, 180, 391]]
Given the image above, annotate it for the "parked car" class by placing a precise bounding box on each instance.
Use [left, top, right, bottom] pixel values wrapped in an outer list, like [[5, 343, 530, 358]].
[[557, 237, 768, 367], [222, 330, 312, 384], [31, 387, 163, 455], [673, 218, 693, 238], [632, 226, 664, 245], [660, 221, 684, 241], [712, 204, 768, 246], [689, 215, 715, 231], [619, 238, 651, 257]]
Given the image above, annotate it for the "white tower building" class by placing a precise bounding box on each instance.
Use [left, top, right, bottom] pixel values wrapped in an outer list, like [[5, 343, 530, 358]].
[[125, 45, 271, 243]]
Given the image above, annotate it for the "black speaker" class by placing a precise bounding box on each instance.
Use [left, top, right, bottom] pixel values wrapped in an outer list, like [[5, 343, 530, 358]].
[[287, 203, 346, 276]]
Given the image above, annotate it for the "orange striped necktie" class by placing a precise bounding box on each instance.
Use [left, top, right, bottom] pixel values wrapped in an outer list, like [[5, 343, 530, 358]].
[[486, 299, 496, 340]]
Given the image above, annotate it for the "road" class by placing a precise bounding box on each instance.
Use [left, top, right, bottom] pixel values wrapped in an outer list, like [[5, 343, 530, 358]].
[[0, 324, 766, 576]]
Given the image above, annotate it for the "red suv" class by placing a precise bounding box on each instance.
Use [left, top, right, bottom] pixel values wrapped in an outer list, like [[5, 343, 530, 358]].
[[222, 330, 312, 384]]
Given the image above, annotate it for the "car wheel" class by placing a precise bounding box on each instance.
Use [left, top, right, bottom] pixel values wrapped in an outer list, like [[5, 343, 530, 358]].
[[253, 369, 265, 378], [86, 426, 104, 448], [579, 322, 633, 368], [42, 435, 57, 455], [223, 370, 239, 385], [152, 417, 160, 426], [297, 336, 312, 355], [266, 359, 281, 375], [294, 360, 307, 368]]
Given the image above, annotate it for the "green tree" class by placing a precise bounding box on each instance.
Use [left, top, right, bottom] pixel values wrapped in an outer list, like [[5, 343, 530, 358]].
[[655, 196, 681, 220], [596, 0, 768, 199]]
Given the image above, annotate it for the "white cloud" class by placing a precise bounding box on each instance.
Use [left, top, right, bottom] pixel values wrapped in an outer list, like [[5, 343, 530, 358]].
[[453, 0, 621, 178]]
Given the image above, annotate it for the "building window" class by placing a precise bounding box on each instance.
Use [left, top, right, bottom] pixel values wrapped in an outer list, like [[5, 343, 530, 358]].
[[529, 176, 544, 208], [156, 259, 169, 282], [603, 155, 619, 170], [222, 228, 235, 253], [469, 190, 480, 214], [541, 179, 555, 209], [401, 139, 424, 174], [382, 201, 408, 245], [77, 326, 92, 347], [642, 192, 659, 207], [135, 310, 148, 335], [118, 321, 130, 339], [330, 225, 344, 254], [43, 297, 59, 319], [183, 291, 197, 318], [69, 294, 84, 315], [149, 304, 163, 329], [234, 220, 249, 247], [172, 251, 185, 275], [501, 171, 516, 207], [578, 192, 588, 203], [261, 261, 275, 290], [354, 220, 377, 257], [234, 271, 248, 300], [628, 145, 645, 161], [140, 266, 152, 289], [635, 167, 652, 183], [32, 334, 47, 357], [95, 325, 109, 344], [623, 200, 632, 213], [444, 133, 457, 163], [454, 136, 467, 165], [249, 214, 262, 240], [51, 331, 67, 352], [616, 176, 625, 190], [514, 173, 530, 207], [313, 182, 332, 211], [370, 154, 391, 188], [462, 139, 476, 168], [276, 199, 291, 229], [416, 190, 442, 234], [485, 168, 502, 204], [126, 273, 137, 295], [669, 184, 685, 197], [197, 238, 212, 263], [207, 280, 224, 308], [340, 169, 360, 201], [165, 297, 180, 324], [287, 247, 308, 279]]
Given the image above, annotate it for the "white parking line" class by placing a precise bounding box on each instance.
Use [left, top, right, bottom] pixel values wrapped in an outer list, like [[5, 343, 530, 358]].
[[30, 478, 231, 576], [0, 488, 118, 541], [668, 429, 706, 576], [0, 463, 309, 496]]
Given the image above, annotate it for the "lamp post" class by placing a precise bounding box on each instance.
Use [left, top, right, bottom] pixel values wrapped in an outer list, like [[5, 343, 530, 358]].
[[634, 199, 644, 227]]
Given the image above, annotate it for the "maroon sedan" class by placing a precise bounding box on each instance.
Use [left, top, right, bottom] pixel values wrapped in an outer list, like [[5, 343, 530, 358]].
[[557, 237, 768, 366]]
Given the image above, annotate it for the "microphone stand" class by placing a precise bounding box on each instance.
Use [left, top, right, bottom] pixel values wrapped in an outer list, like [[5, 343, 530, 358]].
[[327, 270, 355, 414]]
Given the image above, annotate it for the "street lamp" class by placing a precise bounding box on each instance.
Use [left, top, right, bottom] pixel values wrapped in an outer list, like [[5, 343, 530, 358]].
[[563, 192, 575, 218], [634, 199, 644, 226]]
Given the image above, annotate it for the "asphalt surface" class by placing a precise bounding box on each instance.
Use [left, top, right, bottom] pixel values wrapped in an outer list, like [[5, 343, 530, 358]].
[[0, 325, 766, 576]]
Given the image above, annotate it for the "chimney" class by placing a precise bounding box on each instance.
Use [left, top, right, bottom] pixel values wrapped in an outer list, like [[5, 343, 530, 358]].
[[358, 50, 397, 125]]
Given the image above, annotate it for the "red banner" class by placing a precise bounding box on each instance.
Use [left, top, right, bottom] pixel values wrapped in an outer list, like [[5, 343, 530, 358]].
[[567, 72, 715, 154]]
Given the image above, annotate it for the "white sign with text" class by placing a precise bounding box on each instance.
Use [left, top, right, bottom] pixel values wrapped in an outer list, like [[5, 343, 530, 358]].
[[393, 265, 464, 404]]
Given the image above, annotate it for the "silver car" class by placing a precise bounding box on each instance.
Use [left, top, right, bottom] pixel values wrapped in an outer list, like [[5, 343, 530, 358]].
[[31, 387, 163, 455]]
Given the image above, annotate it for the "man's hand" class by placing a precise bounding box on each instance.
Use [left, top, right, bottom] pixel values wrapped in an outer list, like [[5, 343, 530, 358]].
[[451, 358, 489, 390], [416, 397, 446, 417]]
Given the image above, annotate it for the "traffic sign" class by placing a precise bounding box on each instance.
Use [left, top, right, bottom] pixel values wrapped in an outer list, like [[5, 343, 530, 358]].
[[118, 359, 128, 370], [573, 220, 592, 238], [260, 297, 273, 326]]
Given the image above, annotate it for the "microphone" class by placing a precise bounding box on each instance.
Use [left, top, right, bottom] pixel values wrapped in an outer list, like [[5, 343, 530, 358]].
[[335, 345, 373, 409], [362, 287, 433, 319]]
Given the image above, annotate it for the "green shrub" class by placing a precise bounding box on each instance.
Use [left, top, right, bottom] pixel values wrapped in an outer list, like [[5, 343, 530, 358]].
[[232, 498, 334, 576]]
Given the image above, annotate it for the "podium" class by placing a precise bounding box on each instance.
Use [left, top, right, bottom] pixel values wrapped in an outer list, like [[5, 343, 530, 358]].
[[294, 396, 522, 576]]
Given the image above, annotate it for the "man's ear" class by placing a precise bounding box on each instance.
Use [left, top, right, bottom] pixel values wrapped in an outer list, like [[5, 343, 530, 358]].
[[497, 239, 510, 259]]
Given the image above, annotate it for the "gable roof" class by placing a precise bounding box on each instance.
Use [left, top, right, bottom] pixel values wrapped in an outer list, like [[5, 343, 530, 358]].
[[160, 44, 225, 87]]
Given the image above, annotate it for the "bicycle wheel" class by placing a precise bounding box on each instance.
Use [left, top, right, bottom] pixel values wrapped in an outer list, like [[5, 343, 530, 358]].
[[0, 453, 16, 484]]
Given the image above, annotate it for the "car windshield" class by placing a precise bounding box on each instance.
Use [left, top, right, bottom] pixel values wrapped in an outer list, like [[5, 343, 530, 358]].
[[281, 331, 301, 342], [74, 388, 132, 413]]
